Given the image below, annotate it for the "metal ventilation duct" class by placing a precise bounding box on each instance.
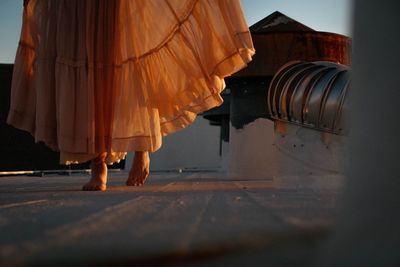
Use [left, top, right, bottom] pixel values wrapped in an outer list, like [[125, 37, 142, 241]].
[[268, 61, 350, 135]]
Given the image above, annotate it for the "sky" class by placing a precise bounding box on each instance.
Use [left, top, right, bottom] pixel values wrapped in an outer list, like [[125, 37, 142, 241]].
[[0, 0, 353, 63]]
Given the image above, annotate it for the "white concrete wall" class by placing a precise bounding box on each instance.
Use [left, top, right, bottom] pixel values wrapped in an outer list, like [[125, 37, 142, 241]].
[[125, 116, 222, 171], [228, 118, 346, 187]]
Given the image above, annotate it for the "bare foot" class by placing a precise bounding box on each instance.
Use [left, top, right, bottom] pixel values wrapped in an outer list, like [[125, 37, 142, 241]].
[[126, 151, 150, 186], [83, 152, 108, 191]]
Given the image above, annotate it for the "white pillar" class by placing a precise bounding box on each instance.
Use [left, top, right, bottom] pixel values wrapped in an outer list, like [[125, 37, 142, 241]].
[[320, 0, 400, 265]]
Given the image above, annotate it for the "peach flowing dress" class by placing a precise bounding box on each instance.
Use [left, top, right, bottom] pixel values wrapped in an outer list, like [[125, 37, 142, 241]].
[[7, 0, 255, 165]]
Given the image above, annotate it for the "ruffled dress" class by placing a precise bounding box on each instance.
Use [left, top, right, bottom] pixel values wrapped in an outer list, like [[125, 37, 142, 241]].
[[7, 0, 255, 165]]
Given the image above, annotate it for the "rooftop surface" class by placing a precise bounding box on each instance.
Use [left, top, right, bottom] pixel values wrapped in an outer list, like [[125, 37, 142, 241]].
[[0, 171, 342, 267]]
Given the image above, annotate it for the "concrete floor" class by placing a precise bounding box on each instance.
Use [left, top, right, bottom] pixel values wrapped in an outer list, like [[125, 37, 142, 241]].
[[0, 171, 343, 267]]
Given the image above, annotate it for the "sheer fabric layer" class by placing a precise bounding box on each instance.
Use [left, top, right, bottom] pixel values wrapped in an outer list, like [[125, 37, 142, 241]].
[[7, 0, 255, 164]]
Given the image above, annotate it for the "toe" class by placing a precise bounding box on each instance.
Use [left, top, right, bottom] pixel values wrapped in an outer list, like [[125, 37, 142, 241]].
[[134, 179, 142, 186], [82, 182, 106, 191], [126, 176, 135, 186], [126, 172, 136, 186], [95, 184, 106, 191], [141, 172, 149, 185]]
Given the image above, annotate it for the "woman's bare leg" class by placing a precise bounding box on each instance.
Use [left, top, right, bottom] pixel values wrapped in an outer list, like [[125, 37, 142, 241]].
[[126, 151, 150, 186], [83, 152, 108, 191]]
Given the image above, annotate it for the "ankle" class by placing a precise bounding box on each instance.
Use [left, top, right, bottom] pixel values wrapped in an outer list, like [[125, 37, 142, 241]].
[[135, 151, 149, 158], [92, 152, 107, 165]]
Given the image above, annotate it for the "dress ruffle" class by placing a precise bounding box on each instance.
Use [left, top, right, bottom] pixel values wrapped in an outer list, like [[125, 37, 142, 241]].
[[7, 0, 255, 164]]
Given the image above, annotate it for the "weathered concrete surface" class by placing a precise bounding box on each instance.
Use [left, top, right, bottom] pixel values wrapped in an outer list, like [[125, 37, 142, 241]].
[[228, 119, 347, 180], [0, 171, 342, 267]]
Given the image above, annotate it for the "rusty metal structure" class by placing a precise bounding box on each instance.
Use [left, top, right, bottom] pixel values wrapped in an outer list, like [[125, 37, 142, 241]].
[[234, 32, 351, 77], [268, 61, 350, 135], [235, 11, 351, 77], [203, 11, 352, 139]]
